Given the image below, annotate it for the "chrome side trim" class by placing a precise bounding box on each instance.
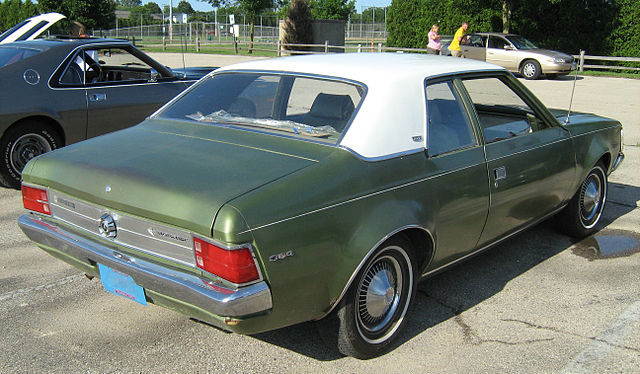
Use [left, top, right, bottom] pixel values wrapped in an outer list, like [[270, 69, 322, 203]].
[[485, 136, 569, 163], [239, 161, 485, 234], [18, 214, 272, 317], [319, 225, 434, 318]]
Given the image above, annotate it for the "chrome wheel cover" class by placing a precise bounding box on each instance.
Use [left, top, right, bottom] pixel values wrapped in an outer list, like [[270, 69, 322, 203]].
[[523, 63, 536, 78], [9, 133, 51, 175], [579, 168, 606, 228], [355, 246, 413, 344]]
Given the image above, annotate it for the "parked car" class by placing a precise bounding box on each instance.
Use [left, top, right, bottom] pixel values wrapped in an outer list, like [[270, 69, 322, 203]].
[[0, 37, 213, 188], [18, 53, 623, 358], [460, 32, 576, 79], [0, 12, 66, 44]]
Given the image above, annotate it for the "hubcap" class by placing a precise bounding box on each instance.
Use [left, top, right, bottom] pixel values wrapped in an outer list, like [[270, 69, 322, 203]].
[[523, 63, 536, 77], [357, 255, 402, 334], [580, 172, 602, 223], [10, 133, 52, 175]]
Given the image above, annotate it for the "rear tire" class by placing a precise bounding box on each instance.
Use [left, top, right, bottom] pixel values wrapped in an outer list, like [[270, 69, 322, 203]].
[[0, 121, 61, 189], [317, 236, 416, 359], [521, 60, 542, 80], [555, 162, 607, 238]]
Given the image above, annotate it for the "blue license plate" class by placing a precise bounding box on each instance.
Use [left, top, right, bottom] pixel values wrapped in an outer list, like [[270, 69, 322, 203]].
[[98, 263, 147, 306]]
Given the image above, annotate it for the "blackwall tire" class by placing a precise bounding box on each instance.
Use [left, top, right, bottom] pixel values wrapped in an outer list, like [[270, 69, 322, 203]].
[[317, 236, 416, 359], [555, 162, 608, 238], [521, 60, 542, 80], [0, 121, 61, 189]]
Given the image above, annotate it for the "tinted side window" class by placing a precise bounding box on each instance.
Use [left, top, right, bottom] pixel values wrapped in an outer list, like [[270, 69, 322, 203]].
[[426, 81, 476, 156], [488, 36, 509, 49], [461, 77, 547, 143]]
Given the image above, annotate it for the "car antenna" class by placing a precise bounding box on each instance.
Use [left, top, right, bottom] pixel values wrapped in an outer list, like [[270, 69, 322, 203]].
[[564, 50, 580, 125]]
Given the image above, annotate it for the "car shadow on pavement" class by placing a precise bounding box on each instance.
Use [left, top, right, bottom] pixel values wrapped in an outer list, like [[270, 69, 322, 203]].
[[249, 181, 637, 361]]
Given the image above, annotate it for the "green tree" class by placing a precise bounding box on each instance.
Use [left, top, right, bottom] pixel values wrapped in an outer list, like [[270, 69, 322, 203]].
[[282, 0, 313, 50], [309, 0, 354, 20], [203, 0, 274, 53], [609, 0, 640, 57], [38, 0, 117, 30], [176, 0, 195, 14], [0, 0, 38, 31], [117, 0, 142, 8]]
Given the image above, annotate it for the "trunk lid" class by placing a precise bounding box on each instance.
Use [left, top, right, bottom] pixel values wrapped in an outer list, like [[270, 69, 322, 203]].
[[23, 120, 324, 235]]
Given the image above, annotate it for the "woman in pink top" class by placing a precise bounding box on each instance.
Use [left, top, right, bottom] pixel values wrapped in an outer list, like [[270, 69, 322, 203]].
[[427, 24, 442, 55]]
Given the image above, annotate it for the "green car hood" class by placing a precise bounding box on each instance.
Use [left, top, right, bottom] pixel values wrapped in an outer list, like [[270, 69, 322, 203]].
[[22, 120, 321, 236]]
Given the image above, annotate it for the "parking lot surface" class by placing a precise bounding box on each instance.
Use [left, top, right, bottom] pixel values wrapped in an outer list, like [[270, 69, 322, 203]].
[[1, 54, 639, 373]]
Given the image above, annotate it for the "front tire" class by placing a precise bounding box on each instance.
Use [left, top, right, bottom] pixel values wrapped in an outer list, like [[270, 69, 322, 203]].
[[521, 60, 542, 80], [0, 121, 61, 189], [318, 236, 416, 359], [555, 162, 608, 238]]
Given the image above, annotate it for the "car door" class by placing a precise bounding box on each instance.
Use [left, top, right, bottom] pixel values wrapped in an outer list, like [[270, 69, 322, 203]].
[[84, 46, 191, 138], [486, 35, 518, 71], [459, 75, 575, 247], [460, 34, 487, 61], [423, 79, 490, 269]]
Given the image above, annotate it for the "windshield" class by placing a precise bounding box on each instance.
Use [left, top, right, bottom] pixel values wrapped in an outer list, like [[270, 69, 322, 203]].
[[157, 72, 364, 144], [0, 46, 42, 68], [506, 35, 538, 50]]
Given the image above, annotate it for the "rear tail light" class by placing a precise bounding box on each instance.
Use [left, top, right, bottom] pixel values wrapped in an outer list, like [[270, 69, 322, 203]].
[[193, 237, 259, 284], [22, 185, 51, 215]]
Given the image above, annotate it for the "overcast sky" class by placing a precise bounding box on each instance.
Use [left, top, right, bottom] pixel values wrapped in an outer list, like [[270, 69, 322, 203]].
[[149, 0, 392, 13]]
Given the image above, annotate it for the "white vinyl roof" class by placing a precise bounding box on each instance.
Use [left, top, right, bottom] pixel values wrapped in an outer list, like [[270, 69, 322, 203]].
[[216, 53, 505, 159]]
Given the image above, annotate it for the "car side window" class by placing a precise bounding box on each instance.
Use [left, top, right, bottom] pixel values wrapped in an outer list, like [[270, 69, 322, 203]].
[[426, 81, 477, 157], [461, 77, 548, 143], [468, 35, 485, 47], [488, 36, 509, 49]]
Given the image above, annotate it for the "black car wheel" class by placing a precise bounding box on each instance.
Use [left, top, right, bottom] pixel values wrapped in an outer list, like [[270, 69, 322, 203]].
[[318, 236, 416, 359], [0, 121, 61, 189], [521, 60, 542, 80], [555, 162, 608, 238]]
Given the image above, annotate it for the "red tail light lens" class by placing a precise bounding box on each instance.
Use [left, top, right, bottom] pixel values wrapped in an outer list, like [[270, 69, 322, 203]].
[[193, 237, 259, 284], [22, 185, 51, 215]]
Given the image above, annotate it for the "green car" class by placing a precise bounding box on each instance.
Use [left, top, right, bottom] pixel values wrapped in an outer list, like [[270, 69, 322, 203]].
[[18, 53, 624, 358]]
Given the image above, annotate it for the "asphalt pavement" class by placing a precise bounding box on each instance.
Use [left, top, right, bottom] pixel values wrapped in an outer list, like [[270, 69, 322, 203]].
[[1, 54, 639, 373]]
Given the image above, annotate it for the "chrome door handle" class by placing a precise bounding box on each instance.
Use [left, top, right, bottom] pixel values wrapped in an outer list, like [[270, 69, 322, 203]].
[[493, 166, 506, 187], [89, 93, 106, 102]]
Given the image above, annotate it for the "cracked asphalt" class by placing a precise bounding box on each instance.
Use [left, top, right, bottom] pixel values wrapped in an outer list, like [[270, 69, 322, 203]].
[[1, 55, 639, 373]]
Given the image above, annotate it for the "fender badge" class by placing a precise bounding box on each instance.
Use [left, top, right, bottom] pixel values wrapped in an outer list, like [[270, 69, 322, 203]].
[[23, 69, 40, 85], [269, 250, 294, 262]]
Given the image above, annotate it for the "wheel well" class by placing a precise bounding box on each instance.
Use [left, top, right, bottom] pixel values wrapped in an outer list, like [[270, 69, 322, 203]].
[[519, 59, 537, 70], [598, 153, 611, 173], [4, 116, 65, 146], [397, 228, 434, 274]]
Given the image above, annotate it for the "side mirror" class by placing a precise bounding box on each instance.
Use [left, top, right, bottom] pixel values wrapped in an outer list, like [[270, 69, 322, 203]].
[[149, 69, 159, 82], [504, 45, 515, 51]]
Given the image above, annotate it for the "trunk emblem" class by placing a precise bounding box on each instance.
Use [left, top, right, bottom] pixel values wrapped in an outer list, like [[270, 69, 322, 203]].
[[99, 214, 117, 238]]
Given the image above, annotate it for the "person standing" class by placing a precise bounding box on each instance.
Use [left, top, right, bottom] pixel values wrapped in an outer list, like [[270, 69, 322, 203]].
[[448, 22, 468, 57], [426, 24, 442, 55]]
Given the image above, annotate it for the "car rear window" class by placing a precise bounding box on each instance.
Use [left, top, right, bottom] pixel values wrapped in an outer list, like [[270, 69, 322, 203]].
[[157, 72, 364, 144], [0, 46, 42, 68]]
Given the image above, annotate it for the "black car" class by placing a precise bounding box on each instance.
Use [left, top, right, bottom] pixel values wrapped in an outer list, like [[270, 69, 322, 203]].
[[0, 37, 213, 188]]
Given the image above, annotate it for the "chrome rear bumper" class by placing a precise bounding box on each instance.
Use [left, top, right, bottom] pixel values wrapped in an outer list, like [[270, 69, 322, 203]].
[[18, 214, 272, 318]]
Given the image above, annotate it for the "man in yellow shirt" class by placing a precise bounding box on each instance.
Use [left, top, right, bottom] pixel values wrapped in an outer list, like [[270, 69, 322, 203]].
[[449, 22, 468, 57]]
